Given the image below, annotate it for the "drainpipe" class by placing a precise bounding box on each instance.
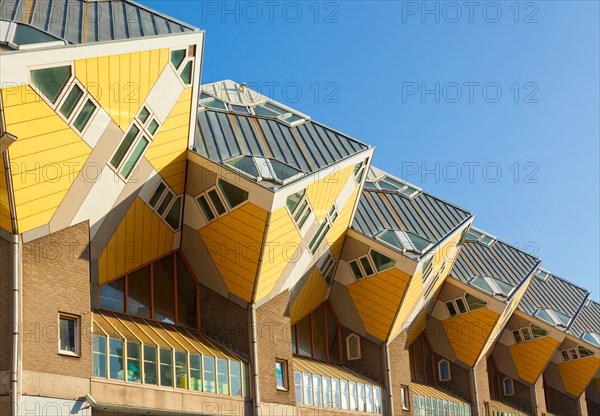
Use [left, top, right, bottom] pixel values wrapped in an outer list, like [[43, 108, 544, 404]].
[[382, 342, 394, 416], [469, 362, 480, 416], [249, 303, 261, 415]]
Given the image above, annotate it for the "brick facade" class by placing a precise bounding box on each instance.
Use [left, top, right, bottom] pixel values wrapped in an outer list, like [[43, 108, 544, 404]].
[[389, 332, 413, 416], [546, 385, 579, 416], [434, 352, 471, 402], [341, 327, 384, 385], [0, 238, 12, 389], [473, 358, 492, 416]]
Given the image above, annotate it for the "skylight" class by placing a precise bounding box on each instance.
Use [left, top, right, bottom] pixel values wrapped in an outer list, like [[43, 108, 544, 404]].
[[534, 268, 551, 281], [466, 228, 496, 246], [535, 308, 571, 327], [469, 275, 514, 298], [225, 155, 304, 184], [366, 176, 421, 198], [376, 229, 432, 254], [582, 332, 600, 347], [0, 20, 64, 49]]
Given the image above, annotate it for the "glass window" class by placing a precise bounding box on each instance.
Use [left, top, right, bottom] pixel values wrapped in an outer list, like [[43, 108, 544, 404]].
[[149, 182, 167, 208], [218, 179, 248, 209], [154, 255, 175, 324], [190, 353, 202, 391], [341, 380, 349, 410], [73, 99, 96, 132], [294, 371, 303, 404], [197, 195, 216, 221], [148, 119, 159, 136], [465, 293, 487, 311], [582, 332, 600, 347], [165, 196, 182, 230], [512, 330, 523, 343], [111, 125, 140, 168], [401, 385, 409, 410], [312, 308, 327, 361], [561, 350, 570, 361], [374, 386, 381, 414], [349, 260, 364, 280], [109, 338, 124, 380], [138, 107, 150, 124], [159, 347, 173, 387], [578, 346, 593, 358], [230, 105, 249, 114], [322, 377, 332, 408], [313, 375, 323, 406], [446, 301, 458, 317], [14, 24, 60, 45], [217, 358, 229, 395], [297, 316, 312, 357], [349, 381, 357, 411], [347, 333, 361, 360], [366, 385, 373, 413], [100, 278, 125, 312], [176, 252, 198, 328], [127, 342, 141, 383], [59, 315, 77, 354], [270, 159, 303, 181], [303, 373, 313, 405], [230, 360, 242, 396], [369, 250, 395, 272], [203, 356, 216, 393], [207, 189, 226, 215], [170, 49, 186, 69], [127, 265, 151, 318], [359, 256, 375, 276], [275, 360, 287, 390], [531, 324, 549, 339], [175, 350, 188, 389], [358, 383, 366, 412], [327, 306, 341, 363], [455, 298, 468, 314], [227, 155, 260, 178], [438, 359, 451, 381], [120, 136, 148, 178], [143, 345, 157, 384], [59, 84, 83, 118], [157, 191, 175, 217], [521, 327, 532, 341], [31, 65, 71, 103], [286, 190, 305, 213], [308, 220, 330, 254], [92, 334, 106, 377], [503, 378, 514, 396], [332, 378, 341, 409]]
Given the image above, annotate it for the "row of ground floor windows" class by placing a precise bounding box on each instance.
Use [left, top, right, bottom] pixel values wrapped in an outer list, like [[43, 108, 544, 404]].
[[293, 371, 383, 414], [413, 394, 472, 416], [92, 334, 249, 397]]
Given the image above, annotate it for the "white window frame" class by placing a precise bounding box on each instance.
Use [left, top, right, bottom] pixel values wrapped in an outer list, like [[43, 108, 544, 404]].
[[169, 46, 195, 87], [373, 175, 421, 199], [225, 155, 305, 185], [196, 180, 250, 223], [466, 227, 496, 246], [512, 324, 549, 344], [534, 268, 551, 281], [348, 249, 395, 282], [437, 359, 451, 382], [535, 308, 570, 327], [286, 191, 313, 233], [145, 180, 183, 231], [275, 359, 289, 391], [502, 377, 514, 396], [376, 229, 433, 254], [346, 333, 361, 361], [308, 204, 338, 255], [561, 346, 595, 362], [582, 332, 600, 347], [470, 275, 515, 298], [317, 253, 337, 287], [58, 313, 80, 357]]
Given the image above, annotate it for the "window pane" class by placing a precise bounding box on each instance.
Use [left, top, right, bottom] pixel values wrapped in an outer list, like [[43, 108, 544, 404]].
[[286, 191, 305, 214], [298, 205, 311, 229], [349, 381, 357, 411], [127, 265, 151, 318], [127, 342, 141, 383], [522, 328, 532, 341], [137, 107, 150, 124], [327, 305, 341, 363], [230, 360, 242, 396], [175, 350, 188, 389], [120, 136, 148, 178], [203, 356, 216, 393], [190, 353, 202, 391], [109, 338, 124, 380], [270, 159, 303, 181], [14, 24, 59, 44], [180, 61, 193, 85], [110, 125, 140, 168], [59, 317, 76, 353], [333, 378, 341, 409], [531, 324, 549, 339], [370, 250, 395, 272], [143, 345, 157, 385], [165, 196, 182, 230], [303, 373, 313, 405], [197, 195, 216, 221], [366, 385, 373, 413], [149, 182, 167, 209], [177, 252, 198, 328], [313, 375, 323, 406], [157, 191, 174, 216], [455, 298, 468, 315], [217, 358, 229, 394], [374, 386, 381, 414], [312, 307, 327, 361], [218, 179, 248, 209], [59, 84, 83, 118], [73, 99, 96, 132], [358, 383, 366, 412], [227, 156, 259, 178], [92, 334, 106, 377], [148, 119, 159, 135], [349, 260, 364, 280], [295, 371, 303, 404], [360, 256, 375, 276], [100, 278, 124, 312], [341, 380, 349, 410], [348, 335, 360, 359], [322, 377, 332, 408], [159, 347, 173, 387], [297, 316, 312, 357], [208, 189, 226, 215], [170, 49, 186, 69], [439, 361, 450, 380], [154, 255, 175, 323], [446, 301, 458, 317], [512, 330, 522, 343], [275, 361, 286, 390], [465, 293, 487, 311], [31, 65, 71, 103]]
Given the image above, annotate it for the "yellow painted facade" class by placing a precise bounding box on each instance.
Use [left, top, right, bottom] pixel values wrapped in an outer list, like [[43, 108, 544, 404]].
[[199, 202, 268, 302], [306, 164, 355, 222], [509, 336, 560, 384], [75, 49, 169, 130], [557, 356, 600, 397], [348, 267, 411, 341], [1, 85, 92, 233], [442, 308, 500, 366], [145, 88, 192, 194], [390, 270, 423, 338], [98, 198, 175, 285], [0, 155, 10, 232], [254, 206, 302, 302], [290, 268, 329, 324]]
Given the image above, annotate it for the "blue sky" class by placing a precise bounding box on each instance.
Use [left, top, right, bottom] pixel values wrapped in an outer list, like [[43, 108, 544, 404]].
[[156, 1, 599, 299]]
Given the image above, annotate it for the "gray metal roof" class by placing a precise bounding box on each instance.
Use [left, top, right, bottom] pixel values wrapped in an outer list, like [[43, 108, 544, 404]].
[[450, 239, 540, 288], [518, 273, 589, 324], [193, 109, 370, 181], [569, 300, 600, 339], [0, 0, 197, 45], [351, 186, 472, 250]]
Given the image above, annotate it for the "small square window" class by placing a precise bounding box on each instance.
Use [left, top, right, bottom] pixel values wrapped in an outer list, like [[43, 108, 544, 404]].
[[138, 107, 150, 124], [446, 301, 458, 317], [58, 314, 80, 356], [275, 360, 288, 391]]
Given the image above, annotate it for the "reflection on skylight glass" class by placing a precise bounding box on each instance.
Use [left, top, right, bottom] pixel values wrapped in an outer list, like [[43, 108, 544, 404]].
[[376, 230, 431, 254], [13, 24, 59, 45], [470, 276, 514, 297], [199, 93, 228, 110], [227, 156, 259, 178], [226, 155, 304, 184], [373, 176, 420, 198], [269, 159, 302, 181], [535, 308, 571, 327], [582, 332, 600, 347]]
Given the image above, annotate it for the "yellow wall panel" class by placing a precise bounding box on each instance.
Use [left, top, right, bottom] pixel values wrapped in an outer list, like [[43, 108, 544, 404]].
[[1, 85, 91, 233], [145, 88, 192, 194], [290, 268, 328, 324], [199, 203, 268, 302], [75, 48, 169, 130], [390, 271, 422, 338], [557, 356, 600, 397], [509, 336, 560, 384], [98, 198, 174, 285], [348, 267, 411, 341], [326, 185, 360, 259], [0, 155, 11, 232], [255, 206, 302, 302], [307, 164, 355, 222], [442, 308, 500, 366]]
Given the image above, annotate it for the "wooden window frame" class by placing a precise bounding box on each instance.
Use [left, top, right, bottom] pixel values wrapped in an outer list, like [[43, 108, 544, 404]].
[[58, 313, 81, 357], [275, 359, 289, 391]]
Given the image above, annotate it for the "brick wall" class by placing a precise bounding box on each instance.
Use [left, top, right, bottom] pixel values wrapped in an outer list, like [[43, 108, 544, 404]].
[[21, 221, 91, 379], [434, 352, 471, 402], [256, 290, 295, 405], [389, 332, 412, 416], [341, 327, 384, 385], [532, 376, 548, 415], [199, 284, 249, 358], [586, 397, 600, 416], [0, 238, 12, 381], [473, 358, 491, 416], [545, 385, 579, 416], [496, 371, 532, 414]]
